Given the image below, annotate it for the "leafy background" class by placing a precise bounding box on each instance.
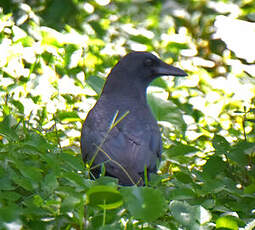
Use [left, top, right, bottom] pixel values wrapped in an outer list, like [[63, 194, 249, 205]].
[[0, 0, 255, 229]]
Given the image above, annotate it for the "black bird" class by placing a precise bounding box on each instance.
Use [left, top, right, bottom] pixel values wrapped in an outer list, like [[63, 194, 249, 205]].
[[81, 51, 187, 186]]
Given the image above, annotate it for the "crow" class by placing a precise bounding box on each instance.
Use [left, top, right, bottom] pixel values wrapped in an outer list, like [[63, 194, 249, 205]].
[[81, 51, 187, 186]]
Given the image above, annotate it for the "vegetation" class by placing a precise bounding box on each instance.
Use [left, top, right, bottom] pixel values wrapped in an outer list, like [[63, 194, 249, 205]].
[[0, 0, 255, 229]]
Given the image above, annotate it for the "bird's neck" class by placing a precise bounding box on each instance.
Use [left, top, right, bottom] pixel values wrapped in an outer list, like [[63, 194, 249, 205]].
[[102, 74, 149, 104]]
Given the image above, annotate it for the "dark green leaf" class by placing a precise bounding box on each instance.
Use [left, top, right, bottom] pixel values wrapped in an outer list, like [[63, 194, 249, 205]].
[[0, 204, 21, 222], [175, 171, 193, 183], [0, 115, 19, 142], [0, 191, 21, 202], [41, 172, 59, 193], [87, 185, 123, 210], [0, 176, 15, 190], [15, 160, 42, 185], [228, 141, 254, 166], [121, 187, 166, 222], [23, 132, 52, 154], [212, 135, 230, 155], [203, 156, 226, 179], [59, 152, 84, 171], [201, 178, 225, 194], [86, 75, 105, 95], [168, 187, 195, 200]]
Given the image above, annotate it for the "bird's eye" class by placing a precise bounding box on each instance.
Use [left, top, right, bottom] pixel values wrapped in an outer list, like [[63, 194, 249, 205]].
[[144, 58, 154, 67]]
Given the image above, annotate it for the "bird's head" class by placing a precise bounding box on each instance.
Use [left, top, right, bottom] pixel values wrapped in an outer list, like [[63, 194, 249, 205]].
[[104, 51, 187, 95], [116, 51, 187, 82]]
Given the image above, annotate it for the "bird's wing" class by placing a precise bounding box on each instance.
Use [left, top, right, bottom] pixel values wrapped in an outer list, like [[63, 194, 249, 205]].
[[81, 107, 161, 185], [101, 120, 160, 172]]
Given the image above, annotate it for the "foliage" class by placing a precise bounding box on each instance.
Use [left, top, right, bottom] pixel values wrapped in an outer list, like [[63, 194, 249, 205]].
[[0, 0, 255, 229]]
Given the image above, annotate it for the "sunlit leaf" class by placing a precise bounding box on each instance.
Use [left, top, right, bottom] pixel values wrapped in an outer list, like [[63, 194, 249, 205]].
[[56, 111, 80, 122], [216, 216, 239, 230], [130, 34, 152, 45], [166, 142, 199, 157]]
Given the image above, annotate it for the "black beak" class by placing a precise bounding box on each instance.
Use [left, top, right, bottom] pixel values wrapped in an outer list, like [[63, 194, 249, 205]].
[[154, 60, 187, 77]]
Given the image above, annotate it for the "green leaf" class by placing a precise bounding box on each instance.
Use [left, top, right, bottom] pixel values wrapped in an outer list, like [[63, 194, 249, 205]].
[[170, 201, 211, 228], [40, 152, 61, 174], [41, 172, 59, 193], [95, 176, 119, 186], [147, 93, 186, 126], [147, 93, 186, 132], [212, 135, 230, 155], [130, 34, 152, 45], [168, 187, 195, 200], [228, 141, 254, 166], [0, 204, 21, 222], [201, 178, 225, 194], [9, 99, 24, 114], [244, 183, 255, 194], [216, 216, 239, 230], [203, 156, 226, 179], [121, 187, 166, 222], [86, 185, 123, 210], [59, 152, 84, 171], [175, 171, 193, 184], [86, 75, 105, 95], [15, 160, 42, 187], [33, 194, 44, 207], [15, 36, 34, 47], [0, 191, 21, 202], [165, 142, 199, 157], [0, 176, 15, 190], [61, 195, 82, 212], [62, 171, 88, 189], [64, 44, 78, 67], [169, 200, 195, 227], [9, 168, 34, 191], [194, 205, 212, 225], [23, 132, 52, 154], [0, 115, 19, 142], [56, 111, 80, 122], [89, 21, 106, 37]]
